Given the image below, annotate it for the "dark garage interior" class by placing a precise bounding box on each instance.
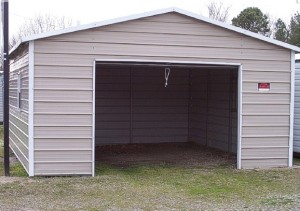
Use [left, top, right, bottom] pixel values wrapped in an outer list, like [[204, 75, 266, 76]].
[[95, 62, 238, 166]]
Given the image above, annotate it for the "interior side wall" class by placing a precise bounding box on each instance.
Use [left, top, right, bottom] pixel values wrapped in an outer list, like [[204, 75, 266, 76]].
[[96, 65, 189, 145], [96, 65, 131, 144], [189, 69, 237, 153]]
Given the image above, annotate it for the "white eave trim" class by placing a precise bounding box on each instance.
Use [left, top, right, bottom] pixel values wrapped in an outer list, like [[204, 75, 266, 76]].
[[9, 7, 300, 55]]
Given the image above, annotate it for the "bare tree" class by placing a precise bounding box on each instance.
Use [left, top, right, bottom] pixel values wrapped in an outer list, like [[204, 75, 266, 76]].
[[207, 1, 231, 22], [10, 14, 75, 49]]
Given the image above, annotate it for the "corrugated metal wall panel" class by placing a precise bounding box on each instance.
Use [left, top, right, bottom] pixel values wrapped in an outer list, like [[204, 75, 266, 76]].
[[35, 126, 92, 138], [34, 41, 290, 62], [35, 102, 91, 114], [242, 137, 289, 148], [9, 45, 30, 173], [132, 67, 188, 144], [34, 163, 92, 175], [33, 12, 291, 173], [35, 138, 92, 150], [294, 62, 300, 152], [34, 114, 92, 126], [35, 150, 91, 162], [242, 147, 288, 158], [188, 70, 208, 145], [95, 65, 189, 145], [34, 65, 93, 78], [95, 65, 130, 145], [241, 158, 288, 168], [189, 69, 237, 153], [243, 115, 289, 125]]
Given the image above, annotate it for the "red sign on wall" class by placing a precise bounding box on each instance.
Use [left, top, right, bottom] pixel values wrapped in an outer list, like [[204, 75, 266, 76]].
[[258, 83, 270, 92]]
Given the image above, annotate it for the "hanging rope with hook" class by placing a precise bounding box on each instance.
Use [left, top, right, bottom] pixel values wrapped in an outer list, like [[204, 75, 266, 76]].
[[165, 67, 171, 87]]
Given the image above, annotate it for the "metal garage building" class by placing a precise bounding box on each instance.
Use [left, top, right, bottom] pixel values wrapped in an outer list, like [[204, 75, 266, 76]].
[[9, 8, 299, 176]]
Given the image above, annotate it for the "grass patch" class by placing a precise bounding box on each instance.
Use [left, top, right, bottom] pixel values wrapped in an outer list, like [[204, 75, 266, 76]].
[[96, 163, 300, 202], [0, 162, 298, 210], [10, 163, 28, 177]]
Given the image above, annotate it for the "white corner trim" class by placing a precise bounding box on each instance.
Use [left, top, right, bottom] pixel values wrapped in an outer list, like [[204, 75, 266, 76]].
[[237, 65, 243, 169], [92, 60, 96, 177], [28, 41, 35, 176], [9, 7, 300, 55], [289, 51, 295, 167]]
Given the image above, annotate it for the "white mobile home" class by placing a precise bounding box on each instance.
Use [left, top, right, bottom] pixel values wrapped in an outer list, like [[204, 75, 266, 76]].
[[9, 8, 299, 176]]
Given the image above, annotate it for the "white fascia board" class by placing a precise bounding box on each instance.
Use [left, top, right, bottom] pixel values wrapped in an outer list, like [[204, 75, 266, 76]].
[[9, 7, 300, 55]]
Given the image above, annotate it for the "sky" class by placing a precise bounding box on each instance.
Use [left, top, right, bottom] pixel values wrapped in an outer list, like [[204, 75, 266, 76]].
[[7, 0, 300, 37]]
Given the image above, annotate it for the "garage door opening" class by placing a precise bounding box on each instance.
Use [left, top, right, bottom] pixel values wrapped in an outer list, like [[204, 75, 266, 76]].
[[94, 61, 240, 169]]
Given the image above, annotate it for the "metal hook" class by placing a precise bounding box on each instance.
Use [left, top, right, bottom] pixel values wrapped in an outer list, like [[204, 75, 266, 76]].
[[165, 68, 171, 87]]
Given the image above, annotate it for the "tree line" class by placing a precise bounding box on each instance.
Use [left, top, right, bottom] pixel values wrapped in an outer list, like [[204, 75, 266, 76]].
[[208, 2, 300, 47]]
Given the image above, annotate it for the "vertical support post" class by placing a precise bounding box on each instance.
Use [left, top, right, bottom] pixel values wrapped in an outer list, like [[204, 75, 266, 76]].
[[2, 0, 9, 176]]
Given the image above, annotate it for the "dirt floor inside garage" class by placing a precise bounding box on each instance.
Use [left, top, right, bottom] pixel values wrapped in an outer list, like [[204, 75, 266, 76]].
[[95, 142, 237, 168]]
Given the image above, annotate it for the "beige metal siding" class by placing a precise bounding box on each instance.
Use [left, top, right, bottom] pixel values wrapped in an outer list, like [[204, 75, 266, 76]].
[[33, 62, 93, 175], [34, 12, 291, 172], [9, 45, 30, 173]]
